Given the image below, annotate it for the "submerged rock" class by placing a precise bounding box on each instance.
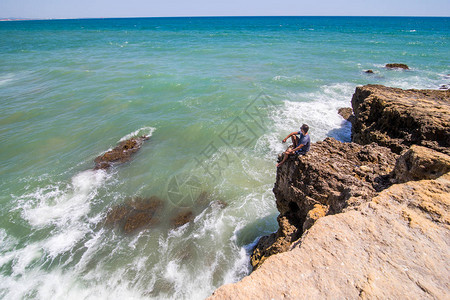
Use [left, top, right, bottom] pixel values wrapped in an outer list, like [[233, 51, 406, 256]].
[[364, 69, 374, 73], [385, 63, 409, 69], [352, 84, 450, 155], [105, 196, 163, 233], [94, 135, 150, 170], [171, 210, 193, 228]]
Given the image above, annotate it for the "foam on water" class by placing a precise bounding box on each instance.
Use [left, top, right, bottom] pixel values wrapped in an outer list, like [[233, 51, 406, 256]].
[[118, 127, 156, 142], [268, 83, 354, 149], [19, 169, 108, 228]]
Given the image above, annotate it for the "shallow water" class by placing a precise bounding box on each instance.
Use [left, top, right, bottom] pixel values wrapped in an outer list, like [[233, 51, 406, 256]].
[[0, 16, 449, 299]]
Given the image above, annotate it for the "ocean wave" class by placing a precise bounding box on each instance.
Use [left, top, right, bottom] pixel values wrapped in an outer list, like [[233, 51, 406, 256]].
[[118, 126, 156, 142], [0, 73, 15, 86], [269, 82, 354, 146], [17, 169, 109, 229]]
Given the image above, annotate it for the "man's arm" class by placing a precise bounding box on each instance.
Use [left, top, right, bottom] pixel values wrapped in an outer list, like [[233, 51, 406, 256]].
[[282, 132, 299, 143], [293, 143, 304, 152]]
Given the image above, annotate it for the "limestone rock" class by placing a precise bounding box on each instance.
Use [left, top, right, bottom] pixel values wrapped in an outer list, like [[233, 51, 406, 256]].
[[94, 135, 150, 169], [385, 63, 409, 69], [250, 214, 300, 270], [338, 107, 354, 123], [394, 145, 450, 183], [251, 138, 397, 269], [351, 84, 450, 155], [209, 173, 450, 299]]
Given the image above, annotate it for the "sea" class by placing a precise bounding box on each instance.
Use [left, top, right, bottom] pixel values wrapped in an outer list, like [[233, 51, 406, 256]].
[[0, 16, 449, 299]]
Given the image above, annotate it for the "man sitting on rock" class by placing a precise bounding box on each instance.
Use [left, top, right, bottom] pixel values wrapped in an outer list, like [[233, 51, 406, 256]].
[[277, 124, 311, 167]]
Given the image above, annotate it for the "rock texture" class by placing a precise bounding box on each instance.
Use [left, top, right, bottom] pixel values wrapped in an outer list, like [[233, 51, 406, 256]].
[[209, 173, 450, 299], [105, 196, 163, 233], [251, 138, 397, 269], [394, 145, 450, 183], [385, 63, 410, 69], [352, 85, 450, 155], [338, 107, 354, 123], [94, 135, 150, 169], [171, 210, 194, 228]]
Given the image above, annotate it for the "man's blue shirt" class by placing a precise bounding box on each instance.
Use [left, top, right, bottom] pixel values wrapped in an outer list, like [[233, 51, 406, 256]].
[[296, 132, 310, 155]]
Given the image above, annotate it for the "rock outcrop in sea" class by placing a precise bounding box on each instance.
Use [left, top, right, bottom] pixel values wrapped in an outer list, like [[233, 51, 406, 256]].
[[385, 63, 410, 69], [209, 84, 450, 299], [105, 196, 163, 233], [94, 135, 150, 169]]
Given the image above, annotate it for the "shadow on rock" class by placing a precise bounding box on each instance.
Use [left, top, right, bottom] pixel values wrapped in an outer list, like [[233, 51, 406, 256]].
[[94, 135, 150, 170]]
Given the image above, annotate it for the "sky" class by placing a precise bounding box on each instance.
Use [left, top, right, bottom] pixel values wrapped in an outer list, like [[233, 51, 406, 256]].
[[1, 0, 449, 19]]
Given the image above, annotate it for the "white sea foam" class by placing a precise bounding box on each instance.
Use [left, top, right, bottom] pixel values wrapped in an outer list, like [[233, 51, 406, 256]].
[[20, 169, 108, 228], [43, 229, 86, 258], [118, 126, 156, 142], [269, 82, 354, 149]]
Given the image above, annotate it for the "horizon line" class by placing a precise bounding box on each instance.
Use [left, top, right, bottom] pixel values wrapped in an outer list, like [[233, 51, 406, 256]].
[[1, 15, 450, 22]]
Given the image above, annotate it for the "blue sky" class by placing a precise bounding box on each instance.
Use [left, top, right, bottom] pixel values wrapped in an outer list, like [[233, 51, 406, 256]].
[[1, 0, 449, 19]]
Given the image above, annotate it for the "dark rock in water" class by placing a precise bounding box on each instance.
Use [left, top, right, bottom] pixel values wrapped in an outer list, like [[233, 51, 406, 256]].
[[337, 107, 355, 123], [94, 135, 150, 170], [365, 69, 374, 74], [105, 196, 163, 233], [251, 137, 398, 270], [171, 210, 193, 228], [195, 191, 210, 207], [124, 211, 158, 233], [385, 63, 409, 69], [351, 84, 450, 155], [104, 205, 129, 226], [439, 84, 449, 90]]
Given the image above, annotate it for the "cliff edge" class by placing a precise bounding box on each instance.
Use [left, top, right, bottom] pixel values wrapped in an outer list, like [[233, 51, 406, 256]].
[[209, 85, 450, 299]]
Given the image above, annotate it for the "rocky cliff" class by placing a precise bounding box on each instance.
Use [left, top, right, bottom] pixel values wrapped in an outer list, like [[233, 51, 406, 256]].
[[352, 85, 449, 155], [210, 173, 450, 299], [209, 85, 450, 299]]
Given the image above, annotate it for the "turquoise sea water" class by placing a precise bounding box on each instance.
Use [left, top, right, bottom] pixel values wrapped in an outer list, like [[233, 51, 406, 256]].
[[1, 17, 449, 299]]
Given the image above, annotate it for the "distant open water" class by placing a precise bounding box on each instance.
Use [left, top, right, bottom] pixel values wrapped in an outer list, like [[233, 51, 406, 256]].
[[0, 17, 449, 299]]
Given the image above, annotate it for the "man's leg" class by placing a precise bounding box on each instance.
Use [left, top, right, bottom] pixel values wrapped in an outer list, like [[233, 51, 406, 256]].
[[291, 135, 299, 148], [277, 149, 293, 167]]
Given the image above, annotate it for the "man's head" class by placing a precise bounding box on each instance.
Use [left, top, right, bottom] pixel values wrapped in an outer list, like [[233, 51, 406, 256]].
[[301, 124, 309, 134]]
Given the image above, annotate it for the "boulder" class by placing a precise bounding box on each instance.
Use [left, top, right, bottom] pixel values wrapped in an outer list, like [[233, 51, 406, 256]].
[[171, 210, 193, 228], [105, 196, 163, 233], [351, 84, 450, 155], [338, 107, 355, 123], [365, 69, 374, 74], [385, 63, 409, 69], [394, 145, 450, 183], [94, 135, 150, 170]]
